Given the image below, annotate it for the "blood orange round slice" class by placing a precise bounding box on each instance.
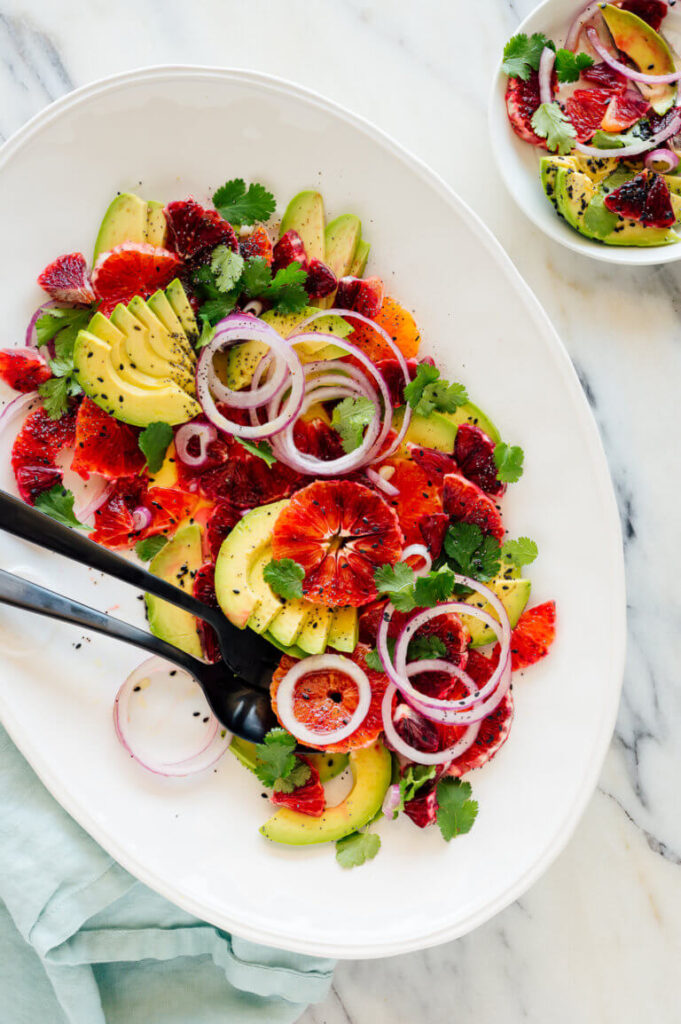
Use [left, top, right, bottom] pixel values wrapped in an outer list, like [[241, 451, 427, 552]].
[[270, 644, 388, 752], [383, 457, 443, 546], [0, 350, 52, 392], [506, 601, 556, 671], [71, 397, 145, 480], [443, 649, 514, 776], [271, 480, 404, 606], [12, 405, 76, 502], [442, 472, 504, 540], [91, 243, 181, 316]]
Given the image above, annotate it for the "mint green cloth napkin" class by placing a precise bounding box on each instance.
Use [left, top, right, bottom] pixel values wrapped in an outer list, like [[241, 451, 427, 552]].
[[0, 726, 334, 1023]]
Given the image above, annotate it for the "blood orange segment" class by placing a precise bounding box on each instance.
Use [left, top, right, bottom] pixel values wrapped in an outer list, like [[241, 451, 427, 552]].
[[565, 88, 615, 142], [0, 350, 52, 392], [270, 644, 388, 752], [604, 170, 675, 228], [206, 501, 240, 560], [271, 480, 404, 607], [91, 242, 181, 316], [271, 757, 325, 817], [347, 296, 421, 361], [71, 397, 145, 480], [442, 472, 504, 540], [506, 601, 556, 671], [580, 61, 628, 92], [145, 486, 199, 536], [443, 649, 514, 776], [91, 477, 147, 547], [164, 199, 238, 259], [383, 457, 443, 546], [12, 405, 77, 503], [37, 252, 95, 304], [454, 423, 505, 497], [193, 562, 221, 662], [505, 72, 546, 146], [239, 224, 273, 264], [601, 91, 649, 132]]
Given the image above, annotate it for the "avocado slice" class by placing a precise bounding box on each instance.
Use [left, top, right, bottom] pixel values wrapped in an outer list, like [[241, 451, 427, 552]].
[[147, 289, 189, 345], [349, 237, 370, 277], [246, 548, 284, 634], [554, 167, 599, 238], [72, 331, 200, 427], [397, 409, 456, 452], [146, 199, 167, 247], [93, 192, 148, 261], [540, 155, 577, 209], [573, 154, 620, 185], [127, 296, 195, 376], [462, 577, 531, 647], [267, 596, 311, 648], [109, 304, 178, 381], [229, 736, 348, 783], [601, 4, 676, 115], [297, 604, 333, 655], [279, 190, 325, 260], [324, 215, 361, 278], [90, 314, 175, 394], [145, 524, 203, 658], [439, 401, 501, 443], [327, 605, 359, 654], [556, 167, 678, 246], [260, 741, 391, 845], [214, 501, 289, 628], [166, 279, 200, 346]]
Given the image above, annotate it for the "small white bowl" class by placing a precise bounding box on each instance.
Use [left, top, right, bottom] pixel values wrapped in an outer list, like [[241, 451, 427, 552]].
[[489, 0, 681, 265]]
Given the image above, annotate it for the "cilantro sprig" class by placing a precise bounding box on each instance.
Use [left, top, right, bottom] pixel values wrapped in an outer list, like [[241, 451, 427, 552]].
[[443, 522, 501, 583], [554, 49, 594, 83], [212, 178, 276, 227], [335, 830, 381, 869], [501, 536, 538, 569], [373, 562, 456, 613], [235, 438, 276, 466], [392, 765, 437, 819], [494, 441, 524, 483], [331, 396, 375, 453], [36, 308, 91, 420], [436, 778, 478, 841], [531, 103, 577, 155], [193, 252, 309, 332], [138, 421, 173, 473], [502, 33, 593, 84], [253, 728, 311, 791], [404, 364, 468, 417], [34, 485, 90, 531], [263, 558, 305, 601]]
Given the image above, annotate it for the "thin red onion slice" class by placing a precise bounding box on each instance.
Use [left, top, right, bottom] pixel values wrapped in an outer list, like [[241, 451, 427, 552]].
[[381, 669, 480, 766], [275, 653, 372, 747], [0, 390, 40, 441], [113, 656, 231, 776], [576, 108, 681, 157], [365, 467, 399, 497], [25, 300, 60, 348], [382, 783, 402, 817], [539, 46, 556, 106], [132, 506, 153, 532], [401, 543, 432, 576], [175, 420, 218, 468], [405, 655, 513, 726], [586, 26, 681, 85], [77, 480, 113, 522], [564, 0, 604, 52], [645, 147, 680, 172]]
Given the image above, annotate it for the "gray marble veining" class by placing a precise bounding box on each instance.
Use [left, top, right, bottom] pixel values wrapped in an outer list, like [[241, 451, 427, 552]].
[[1, 0, 679, 1020]]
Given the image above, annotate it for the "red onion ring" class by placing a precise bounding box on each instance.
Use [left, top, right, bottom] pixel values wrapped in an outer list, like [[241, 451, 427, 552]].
[[401, 543, 432, 576], [645, 147, 680, 172], [538, 46, 556, 106], [576, 107, 681, 158], [113, 656, 231, 776], [25, 300, 60, 348], [275, 653, 372, 746], [0, 390, 40, 442], [564, 0, 605, 52], [76, 480, 113, 522], [586, 26, 681, 85], [175, 420, 218, 468], [365, 467, 399, 496], [404, 655, 513, 725], [132, 506, 153, 532]]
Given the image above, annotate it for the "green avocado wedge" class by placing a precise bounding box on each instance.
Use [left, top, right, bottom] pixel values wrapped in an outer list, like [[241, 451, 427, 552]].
[[229, 736, 349, 784], [462, 576, 531, 647], [601, 3, 676, 114], [279, 190, 325, 261], [260, 742, 391, 846], [145, 525, 203, 658]]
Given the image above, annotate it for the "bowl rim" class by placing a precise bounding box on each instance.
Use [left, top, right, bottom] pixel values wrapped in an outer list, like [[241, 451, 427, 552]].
[[0, 64, 626, 957]]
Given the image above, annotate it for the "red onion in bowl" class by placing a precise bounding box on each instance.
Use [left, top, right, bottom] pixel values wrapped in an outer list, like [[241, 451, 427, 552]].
[[131, 506, 153, 532], [365, 467, 399, 497], [586, 26, 681, 85], [0, 390, 41, 443], [564, 0, 605, 52], [538, 46, 556, 106], [76, 479, 113, 523], [645, 148, 680, 172]]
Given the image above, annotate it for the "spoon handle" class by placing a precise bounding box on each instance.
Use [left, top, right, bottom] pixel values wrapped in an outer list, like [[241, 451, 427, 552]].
[[0, 489, 223, 629], [0, 567, 207, 681]]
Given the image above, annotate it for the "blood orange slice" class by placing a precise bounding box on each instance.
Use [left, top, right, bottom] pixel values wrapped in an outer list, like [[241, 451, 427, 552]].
[[383, 457, 443, 546], [505, 72, 546, 146], [12, 405, 76, 503], [71, 397, 145, 480], [164, 199, 238, 259], [601, 91, 649, 132], [443, 649, 514, 776], [442, 472, 504, 540], [270, 757, 325, 817], [91, 478, 147, 547], [565, 88, 614, 142], [91, 243, 181, 316], [506, 601, 556, 671], [454, 423, 505, 497], [37, 252, 95, 304], [0, 350, 51, 392], [270, 644, 388, 752], [193, 562, 221, 663], [239, 224, 273, 264], [271, 480, 403, 607], [346, 296, 421, 361]]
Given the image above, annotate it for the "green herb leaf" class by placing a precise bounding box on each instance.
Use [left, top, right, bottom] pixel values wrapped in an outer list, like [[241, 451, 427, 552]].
[[335, 831, 381, 869], [501, 536, 538, 568], [38, 375, 81, 420], [35, 308, 91, 348], [530, 103, 577, 155], [135, 535, 168, 561], [234, 437, 276, 466], [494, 442, 524, 483], [502, 32, 553, 80], [443, 521, 501, 582], [210, 245, 245, 292], [590, 128, 640, 149], [272, 759, 312, 793], [331, 395, 376, 453], [212, 178, 276, 227], [241, 256, 274, 298], [253, 728, 298, 788], [394, 765, 437, 818], [554, 48, 594, 83], [138, 421, 174, 473], [264, 261, 309, 314], [34, 485, 90, 530], [263, 558, 305, 601], [408, 635, 447, 661], [404, 364, 468, 417], [582, 191, 620, 239], [413, 565, 456, 607], [196, 317, 216, 349], [365, 638, 395, 672], [435, 777, 478, 841], [374, 562, 417, 612]]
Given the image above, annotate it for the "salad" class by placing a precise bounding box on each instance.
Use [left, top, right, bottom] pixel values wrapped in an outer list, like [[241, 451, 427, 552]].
[[503, 0, 681, 247], [0, 179, 555, 868]]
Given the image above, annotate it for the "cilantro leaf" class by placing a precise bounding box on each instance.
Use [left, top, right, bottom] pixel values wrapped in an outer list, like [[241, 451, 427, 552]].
[[436, 778, 478, 841], [408, 635, 447, 661], [393, 765, 437, 818], [135, 535, 168, 561], [413, 565, 456, 607], [138, 421, 173, 473], [210, 245, 245, 292], [494, 442, 524, 483], [331, 396, 375, 453], [531, 103, 577, 155], [38, 375, 81, 420], [374, 562, 417, 612], [263, 558, 305, 600], [404, 364, 468, 417], [335, 831, 381, 869], [582, 192, 620, 239], [235, 437, 276, 466], [554, 48, 594, 83], [253, 728, 297, 788], [196, 317, 216, 349], [212, 178, 276, 227], [193, 263, 239, 325], [365, 638, 395, 672], [241, 256, 274, 298], [443, 522, 501, 582], [35, 308, 91, 348], [590, 128, 640, 149], [264, 262, 309, 314], [273, 760, 311, 793], [501, 536, 538, 568], [502, 32, 553, 80], [34, 485, 90, 531]]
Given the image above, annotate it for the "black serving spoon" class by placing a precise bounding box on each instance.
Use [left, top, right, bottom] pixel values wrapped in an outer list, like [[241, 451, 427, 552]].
[[0, 567, 278, 742], [0, 490, 279, 691]]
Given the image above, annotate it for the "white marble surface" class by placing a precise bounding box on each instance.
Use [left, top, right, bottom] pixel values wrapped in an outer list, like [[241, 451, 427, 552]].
[[2, 0, 680, 1020]]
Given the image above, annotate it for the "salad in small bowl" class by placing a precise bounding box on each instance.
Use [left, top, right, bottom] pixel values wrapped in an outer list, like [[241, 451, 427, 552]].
[[490, 0, 681, 262], [0, 179, 555, 869]]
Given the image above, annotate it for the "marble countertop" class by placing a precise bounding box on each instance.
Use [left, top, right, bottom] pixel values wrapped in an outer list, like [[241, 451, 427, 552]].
[[2, 0, 679, 1020]]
